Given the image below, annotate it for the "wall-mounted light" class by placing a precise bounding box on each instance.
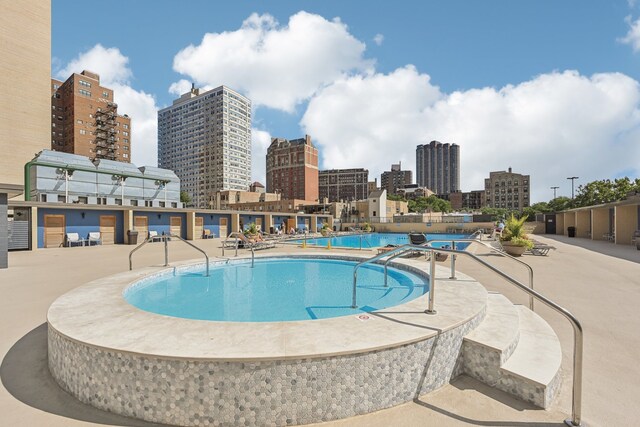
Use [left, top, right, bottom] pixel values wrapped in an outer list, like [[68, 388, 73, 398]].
[[157, 214, 161, 219], [210, 215, 214, 220], [81, 212, 85, 219]]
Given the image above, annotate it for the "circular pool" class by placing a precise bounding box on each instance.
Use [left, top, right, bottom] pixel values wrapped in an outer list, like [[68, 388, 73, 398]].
[[47, 253, 488, 426], [124, 258, 427, 321]]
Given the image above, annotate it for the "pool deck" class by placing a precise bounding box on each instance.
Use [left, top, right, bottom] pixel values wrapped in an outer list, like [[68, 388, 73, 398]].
[[1, 234, 639, 426]]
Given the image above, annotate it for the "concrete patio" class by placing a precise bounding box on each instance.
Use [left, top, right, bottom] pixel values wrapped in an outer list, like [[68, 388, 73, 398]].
[[1, 234, 638, 426]]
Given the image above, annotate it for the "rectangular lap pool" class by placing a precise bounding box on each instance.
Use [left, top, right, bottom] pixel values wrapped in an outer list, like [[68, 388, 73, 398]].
[[291, 232, 471, 249]]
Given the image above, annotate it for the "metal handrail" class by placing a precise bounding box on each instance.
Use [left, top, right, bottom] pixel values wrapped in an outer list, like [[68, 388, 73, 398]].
[[166, 234, 210, 276], [128, 236, 161, 270], [128, 234, 210, 276], [222, 231, 256, 267], [352, 243, 584, 427], [423, 238, 535, 311]]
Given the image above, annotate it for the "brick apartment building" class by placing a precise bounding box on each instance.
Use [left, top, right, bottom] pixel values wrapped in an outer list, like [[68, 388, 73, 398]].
[[484, 167, 530, 211], [319, 168, 369, 202], [266, 135, 319, 201], [51, 70, 131, 162], [380, 162, 413, 195]]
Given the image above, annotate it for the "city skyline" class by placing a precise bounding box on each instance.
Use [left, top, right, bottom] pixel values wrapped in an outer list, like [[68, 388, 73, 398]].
[[52, 1, 640, 202]]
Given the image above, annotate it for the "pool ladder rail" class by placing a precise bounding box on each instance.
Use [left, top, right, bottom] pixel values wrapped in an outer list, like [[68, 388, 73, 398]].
[[128, 233, 212, 276], [352, 242, 584, 427]]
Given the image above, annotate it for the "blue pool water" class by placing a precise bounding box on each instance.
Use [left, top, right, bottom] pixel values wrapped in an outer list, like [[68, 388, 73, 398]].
[[292, 232, 471, 249], [124, 258, 428, 322]]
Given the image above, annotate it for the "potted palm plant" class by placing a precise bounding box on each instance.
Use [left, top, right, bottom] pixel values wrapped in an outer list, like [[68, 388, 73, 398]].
[[500, 214, 534, 257], [320, 222, 331, 236], [362, 222, 372, 232], [244, 222, 259, 237]]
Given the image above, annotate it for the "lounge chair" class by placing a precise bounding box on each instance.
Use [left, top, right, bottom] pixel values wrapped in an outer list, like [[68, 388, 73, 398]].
[[203, 229, 215, 239], [88, 232, 102, 246], [237, 233, 276, 250], [66, 233, 86, 247], [408, 233, 427, 245], [525, 239, 555, 256], [148, 231, 163, 242]]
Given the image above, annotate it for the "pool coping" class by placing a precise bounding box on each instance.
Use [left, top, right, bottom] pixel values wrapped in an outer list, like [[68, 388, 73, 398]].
[[47, 250, 487, 361]]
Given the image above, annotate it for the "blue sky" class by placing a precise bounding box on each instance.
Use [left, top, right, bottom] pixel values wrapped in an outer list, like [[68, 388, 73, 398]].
[[52, 0, 640, 202]]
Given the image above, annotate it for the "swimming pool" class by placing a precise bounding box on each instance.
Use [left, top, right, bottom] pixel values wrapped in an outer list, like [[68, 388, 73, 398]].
[[124, 257, 428, 322], [292, 232, 472, 249]]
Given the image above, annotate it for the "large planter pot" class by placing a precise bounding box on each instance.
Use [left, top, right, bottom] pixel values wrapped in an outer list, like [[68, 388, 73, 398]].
[[501, 241, 527, 257], [321, 229, 330, 236]]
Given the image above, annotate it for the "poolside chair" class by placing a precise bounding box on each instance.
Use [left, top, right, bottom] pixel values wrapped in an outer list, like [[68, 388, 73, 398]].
[[88, 232, 102, 246], [408, 233, 427, 245], [526, 240, 556, 256], [66, 233, 86, 247], [237, 233, 276, 251], [203, 229, 215, 239], [148, 231, 163, 242]]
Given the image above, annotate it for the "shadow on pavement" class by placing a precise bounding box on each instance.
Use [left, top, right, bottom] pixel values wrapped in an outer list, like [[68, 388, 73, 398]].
[[0, 323, 168, 427], [414, 374, 567, 426]]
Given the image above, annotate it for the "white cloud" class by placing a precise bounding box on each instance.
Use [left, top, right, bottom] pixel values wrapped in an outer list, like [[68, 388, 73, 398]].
[[619, 15, 640, 52], [251, 128, 272, 183], [301, 68, 640, 202], [57, 44, 132, 85], [168, 79, 193, 96], [55, 45, 159, 166], [171, 11, 372, 112], [373, 33, 384, 46]]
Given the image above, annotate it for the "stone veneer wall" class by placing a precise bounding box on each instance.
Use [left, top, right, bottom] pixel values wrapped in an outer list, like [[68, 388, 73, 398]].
[[48, 307, 484, 427]]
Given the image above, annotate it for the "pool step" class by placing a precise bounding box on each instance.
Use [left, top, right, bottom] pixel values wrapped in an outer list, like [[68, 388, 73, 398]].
[[460, 294, 562, 408]]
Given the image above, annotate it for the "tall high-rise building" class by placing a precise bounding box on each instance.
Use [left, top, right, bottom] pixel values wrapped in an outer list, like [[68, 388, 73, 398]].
[[380, 162, 413, 195], [158, 85, 252, 208], [416, 140, 460, 195], [51, 70, 132, 163], [266, 135, 318, 201], [484, 167, 530, 211], [319, 168, 369, 202], [1, 0, 51, 193], [0, 0, 51, 268]]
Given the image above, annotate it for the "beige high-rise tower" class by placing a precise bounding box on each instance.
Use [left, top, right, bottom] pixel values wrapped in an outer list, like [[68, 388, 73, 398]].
[[0, 0, 51, 194], [51, 70, 132, 162]]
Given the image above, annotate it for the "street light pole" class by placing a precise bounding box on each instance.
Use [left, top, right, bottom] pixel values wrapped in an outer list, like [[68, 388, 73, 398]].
[[551, 186, 559, 199], [567, 177, 579, 199]]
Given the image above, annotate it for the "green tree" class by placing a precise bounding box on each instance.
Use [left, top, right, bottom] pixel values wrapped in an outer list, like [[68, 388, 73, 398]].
[[408, 196, 452, 213], [547, 196, 572, 212], [180, 190, 191, 205], [573, 178, 640, 207], [386, 194, 406, 201]]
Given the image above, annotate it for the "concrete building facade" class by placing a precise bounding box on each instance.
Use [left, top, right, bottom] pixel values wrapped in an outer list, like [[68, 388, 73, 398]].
[[484, 167, 530, 211], [380, 163, 413, 195], [447, 190, 486, 211], [416, 140, 460, 195], [1, 0, 51, 268], [319, 168, 369, 202], [51, 71, 132, 163], [211, 189, 281, 210], [266, 135, 318, 201], [158, 85, 252, 208]]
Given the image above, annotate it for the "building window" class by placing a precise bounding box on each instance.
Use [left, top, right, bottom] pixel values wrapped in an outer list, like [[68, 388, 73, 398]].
[[123, 153, 129, 158], [123, 124, 129, 129], [102, 91, 109, 98], [77, 119, 82, 124], [79, 89, 91, 97], [79, 129, 87, 135], [79, 80, 91, 88]]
